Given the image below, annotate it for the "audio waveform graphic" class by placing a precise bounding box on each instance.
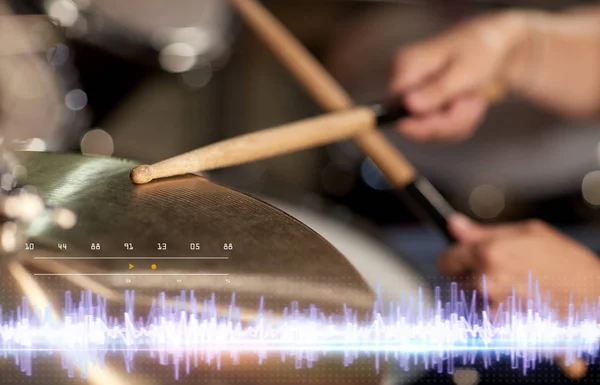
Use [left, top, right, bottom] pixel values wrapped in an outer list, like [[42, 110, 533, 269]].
[[1, 275, 600, 380]]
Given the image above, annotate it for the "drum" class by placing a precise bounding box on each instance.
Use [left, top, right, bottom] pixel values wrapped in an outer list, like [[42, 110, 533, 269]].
[[264, 198, 434, 385], [1, 151, 387, 385]]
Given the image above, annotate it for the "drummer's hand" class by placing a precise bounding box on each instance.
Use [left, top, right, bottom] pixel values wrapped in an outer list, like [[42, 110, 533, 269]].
[[438, 213, 600, 379], [389, 11, 530, 142], [439, 214, 600, 316]]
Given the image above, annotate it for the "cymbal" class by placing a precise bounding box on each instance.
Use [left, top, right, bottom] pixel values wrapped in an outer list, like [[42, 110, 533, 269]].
[[1, 151, 380, 385]]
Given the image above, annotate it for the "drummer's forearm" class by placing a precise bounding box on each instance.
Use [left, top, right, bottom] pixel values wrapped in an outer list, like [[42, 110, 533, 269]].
[[506, 6, 600, 118]]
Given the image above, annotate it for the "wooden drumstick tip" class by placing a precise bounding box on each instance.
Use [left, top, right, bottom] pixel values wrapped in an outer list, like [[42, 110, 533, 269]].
[[130, 165, 154, 185]]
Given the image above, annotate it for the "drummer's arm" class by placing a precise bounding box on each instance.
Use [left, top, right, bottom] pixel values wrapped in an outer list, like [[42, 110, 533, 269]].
[[508, 5, 600, 118]]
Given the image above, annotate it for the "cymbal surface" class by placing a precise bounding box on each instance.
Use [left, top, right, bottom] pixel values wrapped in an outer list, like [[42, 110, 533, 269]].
[[20, 152, 364, 269], [1, 152, 380, 385]]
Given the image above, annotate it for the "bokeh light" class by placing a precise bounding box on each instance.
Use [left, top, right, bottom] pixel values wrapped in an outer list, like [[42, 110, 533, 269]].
[[46, 44, 70, 66], [582, 170, 600, 206], [468, 184, 505, 219], [24, 138, 47, 152], [159, 43, 197, 73], [360, 157, 392, 191], [65, 89, 88, 111], [80, 128, 114, 156], [46, 0, 79, 27], [452, 369, 480, 385], [52, 207, 77, 230], [179, 59, 213, 89]]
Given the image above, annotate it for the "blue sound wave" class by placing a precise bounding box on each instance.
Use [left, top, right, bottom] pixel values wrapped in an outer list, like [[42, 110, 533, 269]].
[[1, 274, 600, 380]]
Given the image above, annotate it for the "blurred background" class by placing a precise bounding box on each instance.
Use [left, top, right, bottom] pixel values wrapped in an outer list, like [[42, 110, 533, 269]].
[[6, 0, 600, 268], [2, 0, 600, 383]]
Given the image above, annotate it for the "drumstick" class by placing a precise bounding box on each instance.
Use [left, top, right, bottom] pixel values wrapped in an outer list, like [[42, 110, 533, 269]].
[[131, 106, 374, 184], [224, 0, 502, 241], [226, 0, 418, 186], [131, 85, 502, 184], [132, 0, 496, 241]]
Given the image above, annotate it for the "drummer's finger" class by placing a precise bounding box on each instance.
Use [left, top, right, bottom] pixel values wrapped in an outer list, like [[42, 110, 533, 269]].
[[448, 214, 538, 244], [395, 94, 487, 142], [389, 36, 451, 95], [436, 242, 479, 277], [403, 55, 486, 115], [448, 214, 493, 244]]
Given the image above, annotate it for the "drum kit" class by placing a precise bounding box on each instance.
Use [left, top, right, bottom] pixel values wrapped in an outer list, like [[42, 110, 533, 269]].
[[0, 1, 438, 385], [4, 1, 593, 385]]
